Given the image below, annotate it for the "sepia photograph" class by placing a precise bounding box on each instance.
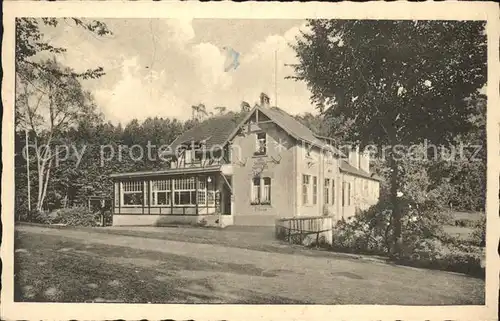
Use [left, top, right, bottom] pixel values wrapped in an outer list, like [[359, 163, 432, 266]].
[[2, 1, 499, 320]]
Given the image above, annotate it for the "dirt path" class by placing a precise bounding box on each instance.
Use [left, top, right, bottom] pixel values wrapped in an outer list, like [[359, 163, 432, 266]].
[[15, 225, 485, 304]]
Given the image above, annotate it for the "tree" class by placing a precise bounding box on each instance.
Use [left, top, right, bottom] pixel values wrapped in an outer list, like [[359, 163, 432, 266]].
[[291, 20, 486, 255], [16, 18, 112, 80], [16, 59, 100, 211], [15, 18, 112, 214], [191, 103, 208, 121], [240, 101, 251, 113], [215, 106, 227, 115]]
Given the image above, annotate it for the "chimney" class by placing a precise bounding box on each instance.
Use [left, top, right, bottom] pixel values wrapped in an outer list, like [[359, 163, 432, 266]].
[[348, 146, 360, 169], [359, 149, 370, 173], [259, 92, 270, 108]]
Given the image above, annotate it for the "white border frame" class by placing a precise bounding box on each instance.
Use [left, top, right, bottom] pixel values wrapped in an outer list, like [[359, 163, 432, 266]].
[[2, 1, 499, 320]]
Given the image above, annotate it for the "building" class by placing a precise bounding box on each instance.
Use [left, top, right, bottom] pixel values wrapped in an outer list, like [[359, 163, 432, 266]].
[[110, 96, 381, 227]]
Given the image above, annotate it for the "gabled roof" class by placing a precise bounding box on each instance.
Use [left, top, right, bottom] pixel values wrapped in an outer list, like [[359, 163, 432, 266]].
[[165, 105, 379, 181], [226, 105, 345, 157], [168, 115, 241, 152], [261, 107, 342, 153], [340, 160, 382, 182]]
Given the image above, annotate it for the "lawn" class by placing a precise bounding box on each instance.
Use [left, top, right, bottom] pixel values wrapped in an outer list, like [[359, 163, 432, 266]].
[[14, 231, 302, 303], [441, 211, 484, 241], [14, 224, 485, 305]]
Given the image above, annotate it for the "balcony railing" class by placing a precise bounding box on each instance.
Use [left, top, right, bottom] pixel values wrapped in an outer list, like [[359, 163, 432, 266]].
[[171, 156, 230, 169]]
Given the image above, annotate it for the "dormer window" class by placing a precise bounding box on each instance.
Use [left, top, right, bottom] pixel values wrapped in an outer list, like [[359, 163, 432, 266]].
[[184, 149, 193, 164], [255, 132, 267, 155]]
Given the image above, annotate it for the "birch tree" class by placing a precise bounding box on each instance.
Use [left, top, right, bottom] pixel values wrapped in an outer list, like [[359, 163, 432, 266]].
[[17, 59, 98, 211], [15, 18, 111, 213]]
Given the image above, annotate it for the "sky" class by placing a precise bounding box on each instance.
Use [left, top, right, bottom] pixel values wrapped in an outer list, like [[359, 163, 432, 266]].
[[39, 18, 316, 124]]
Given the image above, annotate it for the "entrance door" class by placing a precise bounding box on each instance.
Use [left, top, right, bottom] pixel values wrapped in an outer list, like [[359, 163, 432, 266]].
[[223, 176, 232, 215]]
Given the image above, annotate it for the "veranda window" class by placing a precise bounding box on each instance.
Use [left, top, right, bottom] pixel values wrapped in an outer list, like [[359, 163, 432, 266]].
[[207, 177, 216, 205], [122, 181, 143, 206], [151, 179, 171, 206], [197, 179, 207, 205], [173, 177, 196, 206]]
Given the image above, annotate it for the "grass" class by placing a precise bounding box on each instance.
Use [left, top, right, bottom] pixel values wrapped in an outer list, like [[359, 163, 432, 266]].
[[442, 225, 475, 241], [14, 231, 303, 303], [15, 225, 485, 305], [19, 222, 365, 261], [441, 211, 484, 242], [450, 211, 483, 221]]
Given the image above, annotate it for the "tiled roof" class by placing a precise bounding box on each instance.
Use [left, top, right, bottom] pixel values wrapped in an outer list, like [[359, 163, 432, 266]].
[[169, 115, 241, 152], [258, 107, 345, 157], [340, 160, 382, 181], [113, 104, 379, 180]]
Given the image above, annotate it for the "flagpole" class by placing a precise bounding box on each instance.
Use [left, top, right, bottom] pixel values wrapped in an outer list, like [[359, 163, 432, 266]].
[[274, 50, 278, 107]]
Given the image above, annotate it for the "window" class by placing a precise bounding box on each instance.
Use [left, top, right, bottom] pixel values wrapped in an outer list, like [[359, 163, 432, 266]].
[[151, 179, 171, 206], [197, 179, 206, 205], [173, 177, 196, 205], [302, 174, 310, 205], [262, 177, 271, 204], [207, 177, 215, 205], [114, 183, 119, 207], [255, 132, 267, 155], [342, 182, 347, 207], [325, 151, 334, 164], [312, 176, 318, 205], [331, 179, 335, 205], [348, 182, 352, 206], [250, 176, 271, 205], [185, 149, 192, 164], [324, 178, 330, 205], [251, 177, 261, 204], [122, 181, 143, 206]]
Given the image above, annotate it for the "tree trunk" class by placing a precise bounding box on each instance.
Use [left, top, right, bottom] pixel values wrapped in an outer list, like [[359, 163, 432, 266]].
[[389, 153, 402, 257], [35, 134, 54, 212], [40, 158, 53, 211]]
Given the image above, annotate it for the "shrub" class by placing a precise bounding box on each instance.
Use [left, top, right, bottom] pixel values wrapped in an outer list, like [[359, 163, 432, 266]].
[[470, 215, 486, 246], [332, 203, 392, 255], [330, 195, 484, 277], [197, 217, 208, 227], [29, 210, 53, 225], [47, 207, 99, 227], [454, 218, 476, 228], [396, 241, 484, 278]]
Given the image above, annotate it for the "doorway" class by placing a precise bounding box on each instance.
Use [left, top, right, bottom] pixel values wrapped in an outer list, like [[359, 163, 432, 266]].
[[222, 176, 232, 215]]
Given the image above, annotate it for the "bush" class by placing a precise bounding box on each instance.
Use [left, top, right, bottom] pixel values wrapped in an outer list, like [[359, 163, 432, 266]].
[[396, 241, 484, 278], [197, 217, 208, 227], [332, 202, 392, 255], [470, 215, 486, 246], [29, 210, 53, 225], [330, 196, 484, 277], [30, 207, 99, 227], [454, 218, 477, 228]]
